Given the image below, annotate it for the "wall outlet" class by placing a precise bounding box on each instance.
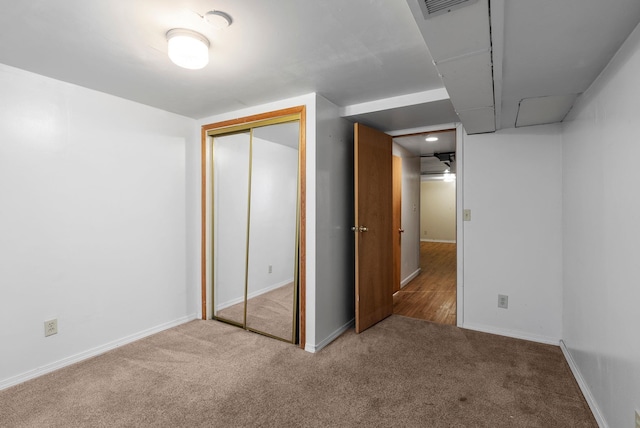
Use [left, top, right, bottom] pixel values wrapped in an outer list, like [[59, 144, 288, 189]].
[[498, 294, 509, 309], [44, 319, 58, 337], [268, 265, 273, 274], [635, 409, 639, 428], [463, 209, 471, 221]]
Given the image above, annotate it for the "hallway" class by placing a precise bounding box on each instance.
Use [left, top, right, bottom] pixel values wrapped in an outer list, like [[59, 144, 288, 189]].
[[393, 241, 456, 325]]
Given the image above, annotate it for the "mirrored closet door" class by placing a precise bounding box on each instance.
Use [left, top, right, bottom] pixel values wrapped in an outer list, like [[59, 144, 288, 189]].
[[210, 116, 300, 343]]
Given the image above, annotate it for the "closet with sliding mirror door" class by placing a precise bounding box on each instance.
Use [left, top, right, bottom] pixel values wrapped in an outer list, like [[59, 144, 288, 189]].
[[208, 111, 302, 344]]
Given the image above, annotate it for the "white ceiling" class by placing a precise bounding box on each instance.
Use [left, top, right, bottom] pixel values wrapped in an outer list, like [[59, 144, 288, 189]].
[[394, 129, 456, 175], [498, 0, 640, 129], [0, 0, 639, 133], [0, 0, 443, 120], [394, 131, 456, 157]]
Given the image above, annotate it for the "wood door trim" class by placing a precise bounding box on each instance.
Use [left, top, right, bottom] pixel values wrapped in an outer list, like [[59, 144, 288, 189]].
[[200, 105, 306, 349], [298, 107, 306, 349], [392, 155, 402, 294], [392, 128, 456, 139], [201, 106, 306, 134]]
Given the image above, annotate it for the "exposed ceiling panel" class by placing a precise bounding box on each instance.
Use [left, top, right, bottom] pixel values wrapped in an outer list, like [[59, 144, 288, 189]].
[[405, 0, 495, 134], [456, 107, 495, 134], [407, 0, 490, 62], [437, 52, 494, 111], [515, 94, 577, 128]]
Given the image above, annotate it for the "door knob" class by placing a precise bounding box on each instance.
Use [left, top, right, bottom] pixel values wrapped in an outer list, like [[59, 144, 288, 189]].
[[399, 229, 405, 233], [359, 226, 368, 232], [351, 226, 368, 232]]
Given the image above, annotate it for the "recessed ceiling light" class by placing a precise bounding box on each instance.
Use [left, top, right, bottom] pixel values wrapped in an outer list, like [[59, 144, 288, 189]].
[[166, 29, 210, 70], [425, 136, 438, 142], [205, 10, 232, 29]]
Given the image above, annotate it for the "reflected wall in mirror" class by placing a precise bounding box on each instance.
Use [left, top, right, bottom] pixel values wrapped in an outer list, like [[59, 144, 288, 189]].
[[246, 122, 299, 341], [210, 117, 300, 343], [212, 131, 251, 326]]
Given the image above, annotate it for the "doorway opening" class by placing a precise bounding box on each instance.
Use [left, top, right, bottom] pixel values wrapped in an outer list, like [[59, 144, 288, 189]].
[[391, 129, 457, 325]]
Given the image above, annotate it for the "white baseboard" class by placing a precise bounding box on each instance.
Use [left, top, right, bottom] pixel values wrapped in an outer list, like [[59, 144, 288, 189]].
[[401, 269, 421, 288], [420, 238, 457, 243], [559, 340, 607, 428], [0, 313, 198, 391], [216, 278, 293, 311], [305, 318, 354, 353], [461, 322, 560, 346]]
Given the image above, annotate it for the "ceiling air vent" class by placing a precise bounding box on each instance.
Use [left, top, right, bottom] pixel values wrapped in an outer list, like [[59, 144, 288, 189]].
[[418, 0, 479, 19]]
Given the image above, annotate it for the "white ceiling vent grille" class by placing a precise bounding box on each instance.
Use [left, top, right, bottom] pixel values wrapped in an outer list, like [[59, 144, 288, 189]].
[[418, 0, 479, 19]]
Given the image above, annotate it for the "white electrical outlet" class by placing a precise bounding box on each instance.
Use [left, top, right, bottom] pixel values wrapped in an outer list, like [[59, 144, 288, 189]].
[[44, 319, 58, 337], [498, 295, 509, 309]]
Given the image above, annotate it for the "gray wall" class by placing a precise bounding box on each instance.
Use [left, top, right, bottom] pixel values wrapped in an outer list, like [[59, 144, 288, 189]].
[[314, 95, 355, 349], [562, 21, 640, 428]]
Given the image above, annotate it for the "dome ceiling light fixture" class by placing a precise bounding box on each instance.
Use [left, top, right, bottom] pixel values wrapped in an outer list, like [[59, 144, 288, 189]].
[[425, 135, 438, 142], [204, 10, 232, 29], [166, 28, 210, 70]]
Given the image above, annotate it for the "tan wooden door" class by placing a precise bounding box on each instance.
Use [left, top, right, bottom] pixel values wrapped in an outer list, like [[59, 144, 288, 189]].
[[392, 155, 403, 294], [354, 123, 393, 333]]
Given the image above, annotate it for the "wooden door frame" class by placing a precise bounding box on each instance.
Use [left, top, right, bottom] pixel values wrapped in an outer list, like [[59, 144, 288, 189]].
[[200, 106, 307, 348], [392, 155, 402, 294]]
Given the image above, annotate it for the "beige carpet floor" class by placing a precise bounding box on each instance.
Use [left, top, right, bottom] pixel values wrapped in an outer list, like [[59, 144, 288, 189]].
[[0, 316, 596, 427]]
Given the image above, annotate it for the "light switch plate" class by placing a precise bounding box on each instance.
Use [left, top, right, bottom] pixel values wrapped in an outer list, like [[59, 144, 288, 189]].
[[463, 209, 471, 221]]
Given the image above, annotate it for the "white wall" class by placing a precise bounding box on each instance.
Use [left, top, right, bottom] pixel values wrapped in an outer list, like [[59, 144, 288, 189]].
[[195, 94, 319, 347], [0, 64, 196, 388], [392, 143, 421, 284], [562, 22, 640, 428], [314, 95, 355, 350], [462, 125, 563, 344], [420, 180, 456, 242]]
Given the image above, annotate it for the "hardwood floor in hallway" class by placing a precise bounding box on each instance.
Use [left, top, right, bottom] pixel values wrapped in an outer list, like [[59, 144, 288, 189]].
[[393, 241, 456, 325]]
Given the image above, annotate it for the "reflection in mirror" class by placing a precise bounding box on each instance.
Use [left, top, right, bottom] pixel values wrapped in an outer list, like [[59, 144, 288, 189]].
[[212, 131, 251, 326], [246, 122, 299, 341]]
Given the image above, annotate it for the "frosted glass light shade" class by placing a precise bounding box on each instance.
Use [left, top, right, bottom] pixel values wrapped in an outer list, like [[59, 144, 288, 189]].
[[167, 29, 210, 70]]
